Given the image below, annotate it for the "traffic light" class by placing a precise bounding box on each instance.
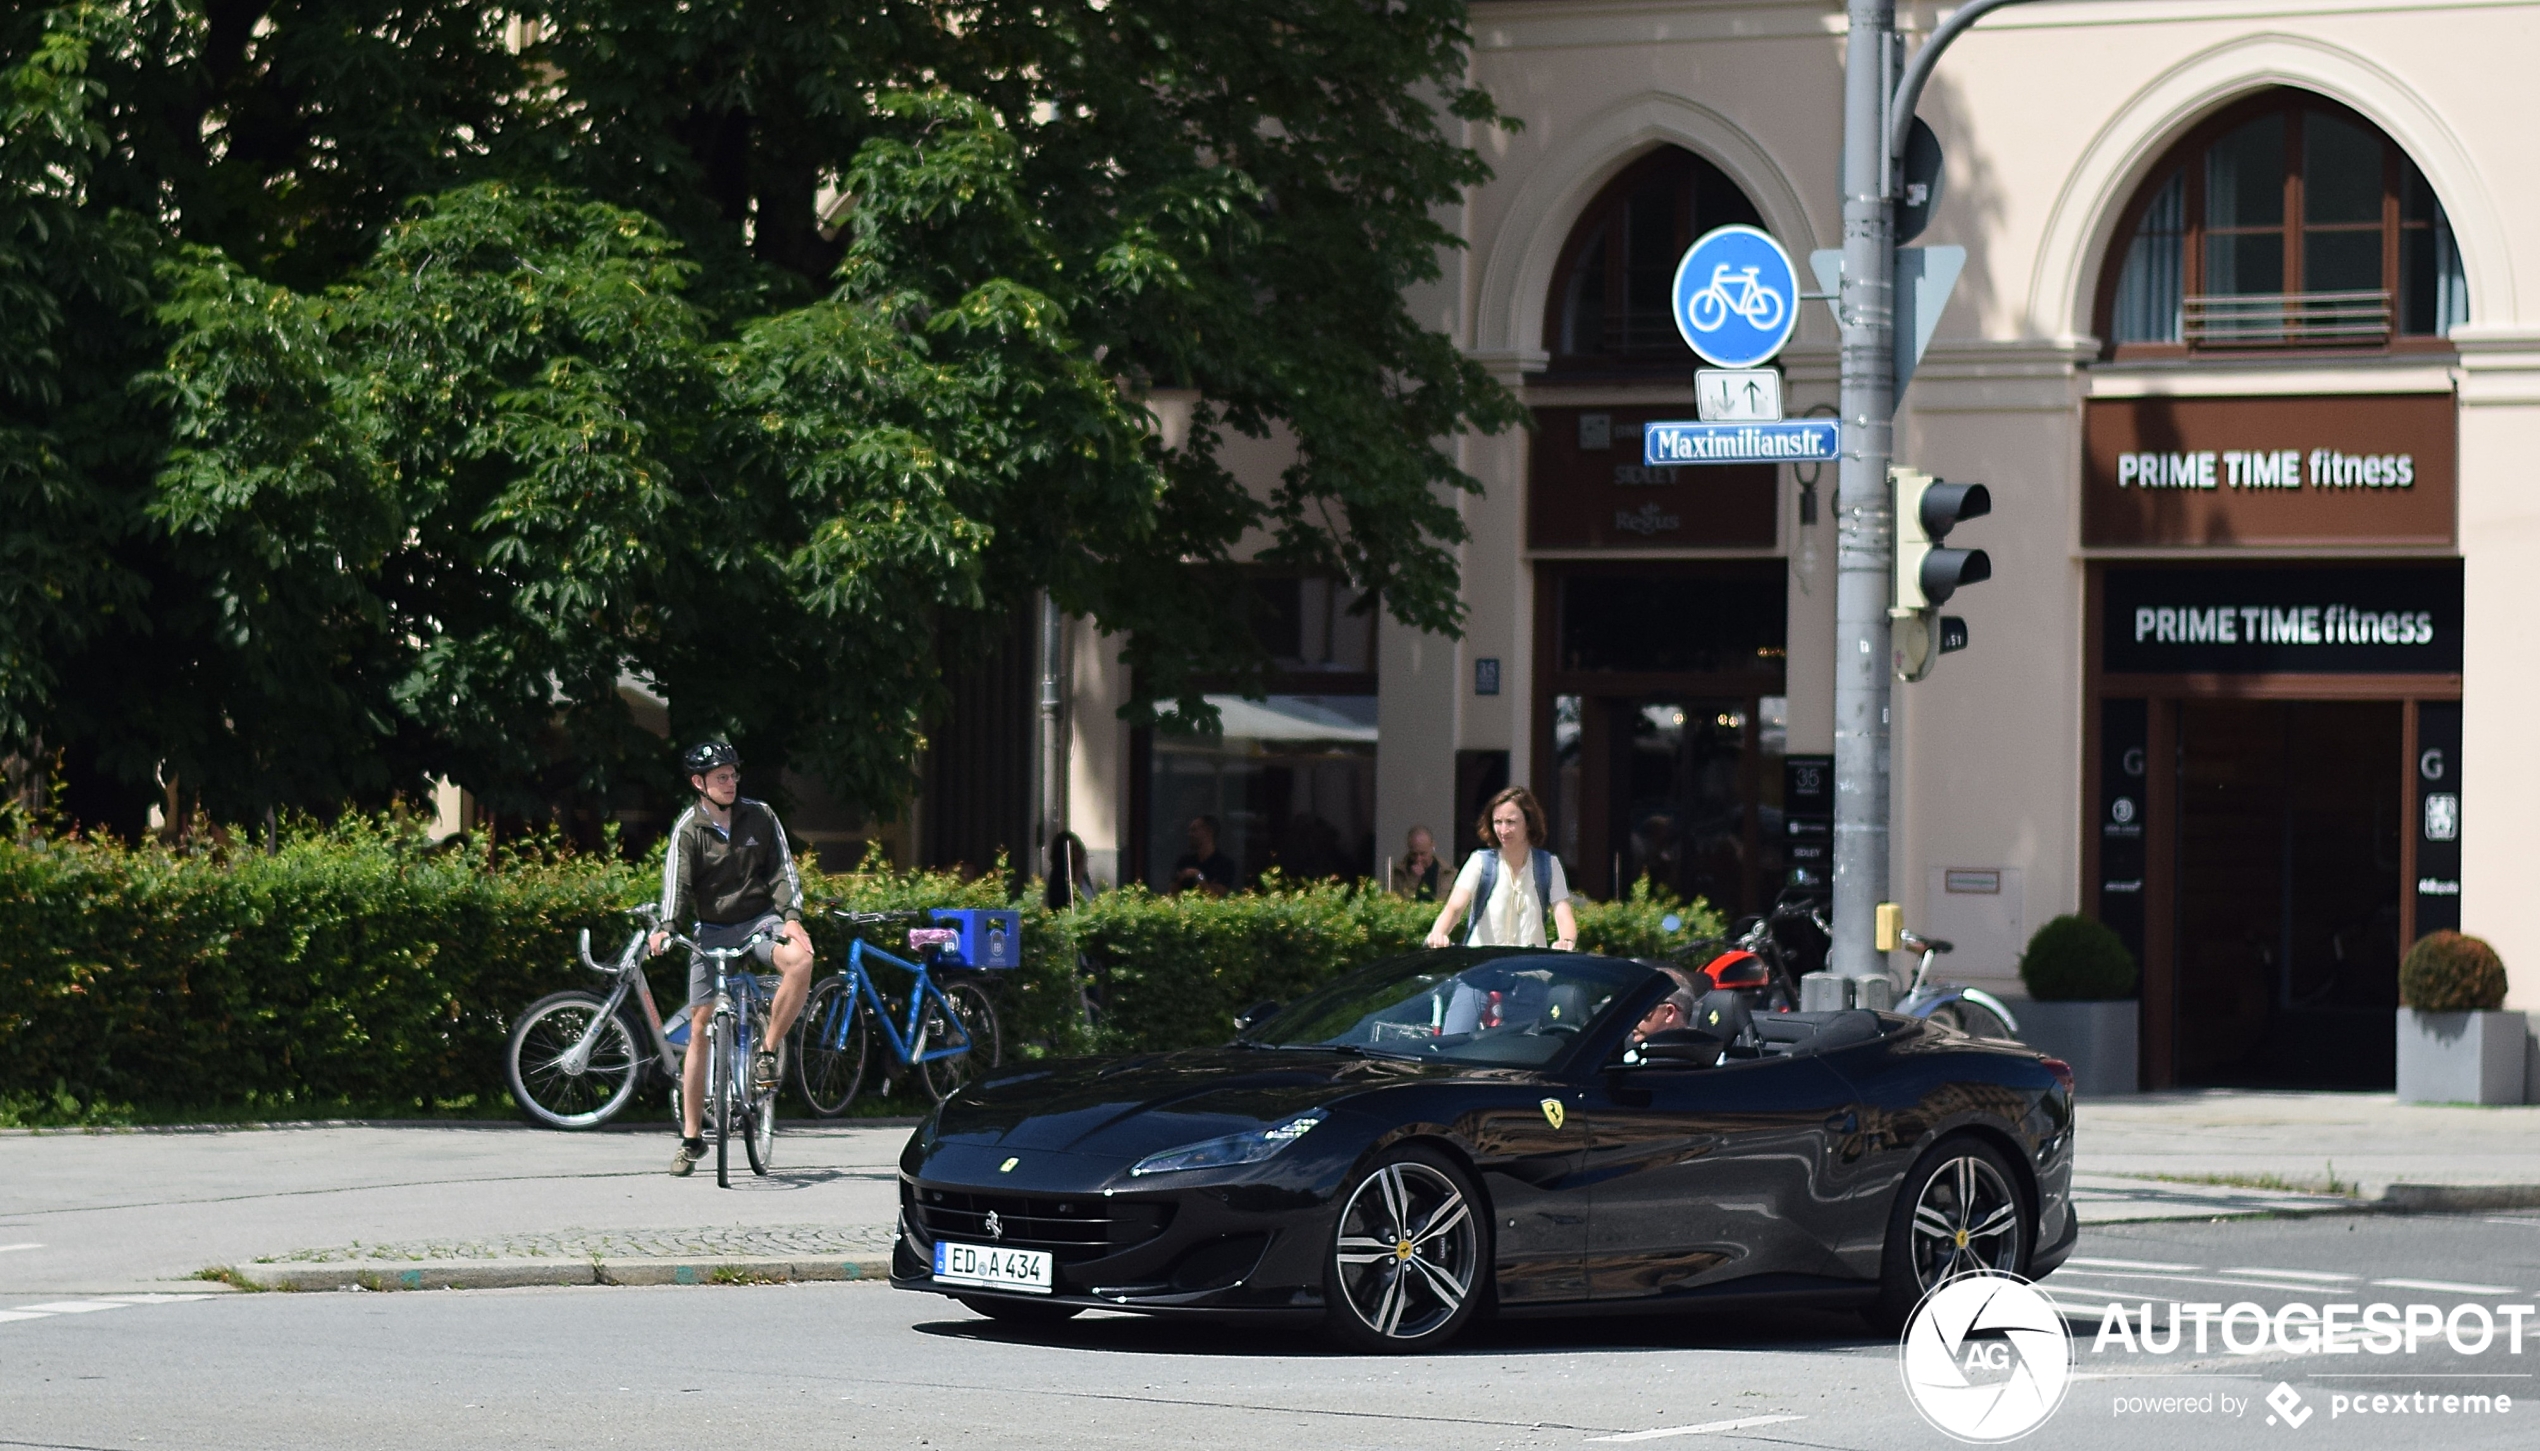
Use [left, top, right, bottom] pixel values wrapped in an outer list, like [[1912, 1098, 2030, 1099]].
[[1893, 468, 1992, 609], [1890, 467, 1992, 681]]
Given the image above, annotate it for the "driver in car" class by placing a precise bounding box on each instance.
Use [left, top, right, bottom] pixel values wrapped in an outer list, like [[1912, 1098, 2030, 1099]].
[[1629, 967, 1706, 1045]]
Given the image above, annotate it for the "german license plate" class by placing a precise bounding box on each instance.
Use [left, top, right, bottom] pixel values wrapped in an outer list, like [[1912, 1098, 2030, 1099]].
[[933, 1240, 1053, 1294]]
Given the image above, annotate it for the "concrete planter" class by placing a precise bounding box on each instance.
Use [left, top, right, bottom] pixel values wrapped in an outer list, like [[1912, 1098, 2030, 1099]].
[[2014, 999, 2139, 1096], [2397, 1009, 2529, 1105]]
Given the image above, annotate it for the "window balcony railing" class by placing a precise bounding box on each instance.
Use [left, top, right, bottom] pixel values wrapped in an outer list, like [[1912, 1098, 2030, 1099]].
[[2181, 290, 2392, 348]]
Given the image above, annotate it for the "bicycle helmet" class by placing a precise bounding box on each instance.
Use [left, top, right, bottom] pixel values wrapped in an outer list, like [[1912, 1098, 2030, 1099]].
[[680, 740, 741, 776]]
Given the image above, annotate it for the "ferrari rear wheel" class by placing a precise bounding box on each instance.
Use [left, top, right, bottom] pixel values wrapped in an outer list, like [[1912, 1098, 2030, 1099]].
[[1324, 1145, 1489, 1353], [1868, 1136, 2030, 1334]]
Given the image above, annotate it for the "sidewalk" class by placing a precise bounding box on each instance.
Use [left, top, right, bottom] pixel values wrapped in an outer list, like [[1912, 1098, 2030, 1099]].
[[8, 1091, 2540, 1297], [0, 1119, 914, 1296], [2072, 1089, 2540, 1222]]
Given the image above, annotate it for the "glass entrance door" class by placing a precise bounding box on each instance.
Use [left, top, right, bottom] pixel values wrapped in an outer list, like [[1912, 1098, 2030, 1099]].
[[1552, 693, 1786, 922], [2174, 699, 2402, 1087]]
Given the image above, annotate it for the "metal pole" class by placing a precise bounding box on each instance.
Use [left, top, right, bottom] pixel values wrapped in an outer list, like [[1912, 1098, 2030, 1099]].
[[1038, 592, 1065, 870], [1825, 0, 2041, 990], [1829, 0, 1896, 985]]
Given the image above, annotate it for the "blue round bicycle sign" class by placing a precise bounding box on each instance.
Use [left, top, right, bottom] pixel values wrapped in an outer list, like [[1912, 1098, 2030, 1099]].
[[1670, 224, 1799, 368]]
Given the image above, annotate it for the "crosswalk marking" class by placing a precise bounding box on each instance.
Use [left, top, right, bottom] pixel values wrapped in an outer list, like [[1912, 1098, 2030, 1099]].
[[2221, 1267, 2356, 1282], [0, 1243, 43, 1254], [2064, 1255, 2200, 1272], [0, 1294, 212, 1327], [2371, 1278, 2520, 1295]]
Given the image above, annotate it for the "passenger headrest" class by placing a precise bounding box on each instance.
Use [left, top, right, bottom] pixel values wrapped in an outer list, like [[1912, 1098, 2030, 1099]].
[[1694, 988, 1755, 1046]]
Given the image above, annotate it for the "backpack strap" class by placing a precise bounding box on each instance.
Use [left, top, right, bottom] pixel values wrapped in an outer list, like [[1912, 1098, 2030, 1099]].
[[1464, 850, 1499, 945]]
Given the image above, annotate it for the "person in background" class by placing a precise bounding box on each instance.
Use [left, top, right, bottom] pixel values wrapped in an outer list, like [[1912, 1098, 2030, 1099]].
[[1395, 825, 1441, 901], [1425, 786, 1579, 950], [1046, 831, 1097, 911], [1171, 814, 1236, 897]]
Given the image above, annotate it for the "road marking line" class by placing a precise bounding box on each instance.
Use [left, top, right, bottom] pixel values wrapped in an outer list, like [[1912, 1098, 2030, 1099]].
[[2221, 1267, 2355, 1282], [100, 1293, 212, 1305], [2046, 1269, 2349, 1293], [2371, 1278, 2520, 1295], [0, 1311, 54, 1323], [2064, 1256, 2201, 1272], [0, 1243, 42, 1254], [1590, 1415, 1805, 1442], [14, 1300, 131, 1314]]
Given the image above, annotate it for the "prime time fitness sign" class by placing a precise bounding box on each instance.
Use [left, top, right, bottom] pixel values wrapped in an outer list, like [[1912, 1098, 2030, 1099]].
[[2083, 393, 2455, 547], [2102, 564, 2464, 675]]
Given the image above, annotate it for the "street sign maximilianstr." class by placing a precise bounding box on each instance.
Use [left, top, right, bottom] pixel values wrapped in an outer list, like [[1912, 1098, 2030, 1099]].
[[1644, 419, 1839, 467]]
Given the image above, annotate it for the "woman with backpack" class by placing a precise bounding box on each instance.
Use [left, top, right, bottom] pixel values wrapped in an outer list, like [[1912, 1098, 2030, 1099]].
[[1423, 785, 1579, 950]]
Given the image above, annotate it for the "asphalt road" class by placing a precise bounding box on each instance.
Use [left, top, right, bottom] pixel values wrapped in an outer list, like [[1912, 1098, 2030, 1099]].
[[7, 1213, 2539, 1451]]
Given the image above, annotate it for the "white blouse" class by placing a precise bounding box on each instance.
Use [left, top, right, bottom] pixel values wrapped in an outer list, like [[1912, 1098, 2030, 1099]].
[[1451, 849, 1573, 948]]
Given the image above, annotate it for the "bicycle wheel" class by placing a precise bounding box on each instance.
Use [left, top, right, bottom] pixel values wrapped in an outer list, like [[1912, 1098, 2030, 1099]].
[[707, 1015, 735, 1189], [744, 1086, 776, 1176], [918, 980, 1003, 1103], [1928, 998, 2018, 1041], [1688, 287, 1729, 333], [505, 992, 640, 1129], [795, 977, 869, 1116]]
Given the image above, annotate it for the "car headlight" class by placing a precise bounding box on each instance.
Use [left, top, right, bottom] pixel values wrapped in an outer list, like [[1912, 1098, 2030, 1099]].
[[1128, 1109, 1328, 1177]]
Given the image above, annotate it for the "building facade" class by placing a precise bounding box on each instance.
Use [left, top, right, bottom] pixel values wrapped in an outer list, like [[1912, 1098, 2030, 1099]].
[[1040, 0, 2540, 1090]]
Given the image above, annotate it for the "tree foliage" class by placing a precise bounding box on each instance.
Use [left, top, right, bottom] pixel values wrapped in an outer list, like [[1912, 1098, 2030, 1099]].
[[0, 0, 1522, 833]]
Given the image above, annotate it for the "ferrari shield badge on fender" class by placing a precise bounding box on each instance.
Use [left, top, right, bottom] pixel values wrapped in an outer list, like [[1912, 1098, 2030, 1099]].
[[1539, 1098, 1566, 1130]]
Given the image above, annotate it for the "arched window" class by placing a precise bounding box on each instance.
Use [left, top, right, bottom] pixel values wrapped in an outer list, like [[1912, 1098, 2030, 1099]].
[[1544, 148, 1764, 374], [2099, 91, 2466, 355]]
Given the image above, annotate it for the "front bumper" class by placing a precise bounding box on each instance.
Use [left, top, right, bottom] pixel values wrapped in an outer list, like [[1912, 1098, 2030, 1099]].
[[890, 1167, 1334, 1320]]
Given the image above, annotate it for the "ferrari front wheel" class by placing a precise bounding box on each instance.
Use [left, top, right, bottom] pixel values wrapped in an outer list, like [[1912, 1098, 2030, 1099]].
[[1324, 1145, 1490, 1353]]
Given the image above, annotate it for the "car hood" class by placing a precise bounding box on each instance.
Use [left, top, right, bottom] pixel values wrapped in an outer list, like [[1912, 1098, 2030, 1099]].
[[929, 1046, 1470, 1164]]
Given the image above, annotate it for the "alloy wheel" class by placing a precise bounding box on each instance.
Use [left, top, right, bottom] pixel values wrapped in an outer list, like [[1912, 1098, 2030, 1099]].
[[1909, 1151, 2023, 1291], [1332, 1160, 1479, 1341]]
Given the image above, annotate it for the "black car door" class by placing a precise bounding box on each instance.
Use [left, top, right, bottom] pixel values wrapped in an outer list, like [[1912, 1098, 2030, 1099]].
[[1468, 1090, 1591, 1303], [1574, 1051, 1863, 1300]]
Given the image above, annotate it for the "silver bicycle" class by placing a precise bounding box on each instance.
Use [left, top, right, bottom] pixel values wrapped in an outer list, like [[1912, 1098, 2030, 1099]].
[[505, 905, 686, 1130], [1893, 928, 2022, 1041]]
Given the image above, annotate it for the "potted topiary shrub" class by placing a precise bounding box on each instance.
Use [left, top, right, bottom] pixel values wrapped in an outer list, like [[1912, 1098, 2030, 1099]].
[[2015, 914, 2140, 1095], [2395, 931, 2525, 1105]]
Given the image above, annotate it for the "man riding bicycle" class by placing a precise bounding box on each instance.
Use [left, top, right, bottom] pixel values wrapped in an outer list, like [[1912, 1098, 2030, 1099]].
[[650, 741, 815, 1177]]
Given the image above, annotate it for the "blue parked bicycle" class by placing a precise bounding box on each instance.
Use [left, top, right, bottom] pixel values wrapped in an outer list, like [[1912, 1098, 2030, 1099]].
[[795, 908, 1011, 1113]]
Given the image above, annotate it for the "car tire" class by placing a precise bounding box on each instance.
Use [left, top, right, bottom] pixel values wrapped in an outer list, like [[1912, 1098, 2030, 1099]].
[[1322, 1144, 1491, 1354], [1866, 1134, 2032, 1335], [959, 1296, 1085, 1327]]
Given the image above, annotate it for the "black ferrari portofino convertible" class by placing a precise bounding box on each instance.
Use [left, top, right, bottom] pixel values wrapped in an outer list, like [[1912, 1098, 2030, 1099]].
[[892, 948, 2076, 1350]]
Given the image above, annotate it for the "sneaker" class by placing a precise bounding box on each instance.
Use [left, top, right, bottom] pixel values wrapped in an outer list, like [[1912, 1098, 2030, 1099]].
[[754, 1048, 781, 1094], [670, 1137, 705, 1177]]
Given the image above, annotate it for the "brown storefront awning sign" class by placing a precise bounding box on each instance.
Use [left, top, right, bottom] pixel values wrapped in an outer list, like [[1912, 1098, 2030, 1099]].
[[2082, 393, 2455, 548]]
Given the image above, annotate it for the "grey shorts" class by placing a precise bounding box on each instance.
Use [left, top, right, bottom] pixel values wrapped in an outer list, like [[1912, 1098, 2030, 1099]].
[[686, 914, 787, 1008]]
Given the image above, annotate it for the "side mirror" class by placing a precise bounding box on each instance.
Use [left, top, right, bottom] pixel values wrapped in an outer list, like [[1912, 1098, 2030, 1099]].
[[1233, 1000, 1282, 1033], [1617, 1028, 1726, 1068]]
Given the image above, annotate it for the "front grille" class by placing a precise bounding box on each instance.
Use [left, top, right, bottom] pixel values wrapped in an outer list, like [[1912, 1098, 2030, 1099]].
[[911, 1188, 1174, 1264]]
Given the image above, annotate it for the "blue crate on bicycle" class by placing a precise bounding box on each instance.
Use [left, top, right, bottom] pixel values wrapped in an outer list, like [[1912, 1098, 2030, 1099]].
[[927, 908, 1021, 969]]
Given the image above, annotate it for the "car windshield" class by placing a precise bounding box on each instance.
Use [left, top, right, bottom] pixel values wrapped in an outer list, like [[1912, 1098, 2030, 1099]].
[[1244, 951, 1652, 1067]]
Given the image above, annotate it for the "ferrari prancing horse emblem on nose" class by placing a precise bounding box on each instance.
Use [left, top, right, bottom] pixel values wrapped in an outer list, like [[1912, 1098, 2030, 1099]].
[[1540, 1098, 1566, 1130]]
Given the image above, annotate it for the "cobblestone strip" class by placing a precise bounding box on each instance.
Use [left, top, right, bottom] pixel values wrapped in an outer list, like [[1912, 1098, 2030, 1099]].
[[259, 1223, 896, 1265]]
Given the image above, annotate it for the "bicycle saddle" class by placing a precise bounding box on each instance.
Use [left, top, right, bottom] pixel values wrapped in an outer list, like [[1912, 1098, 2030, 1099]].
[[1897, 930, 1954, 954], [907, 927, 961, 952]]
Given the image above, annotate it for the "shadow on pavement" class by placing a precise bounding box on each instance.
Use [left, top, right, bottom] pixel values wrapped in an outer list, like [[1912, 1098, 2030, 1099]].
[[912, 1303, 1885, 1360]]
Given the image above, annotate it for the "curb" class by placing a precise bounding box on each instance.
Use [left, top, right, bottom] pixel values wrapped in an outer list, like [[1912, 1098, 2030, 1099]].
[[2377, 1183, 2540, 1214], [231, 1256, 895, 1292]]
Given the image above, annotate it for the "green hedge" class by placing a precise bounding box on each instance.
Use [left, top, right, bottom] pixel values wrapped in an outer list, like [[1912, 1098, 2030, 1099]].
[[0, 815, 1721, 1120]]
